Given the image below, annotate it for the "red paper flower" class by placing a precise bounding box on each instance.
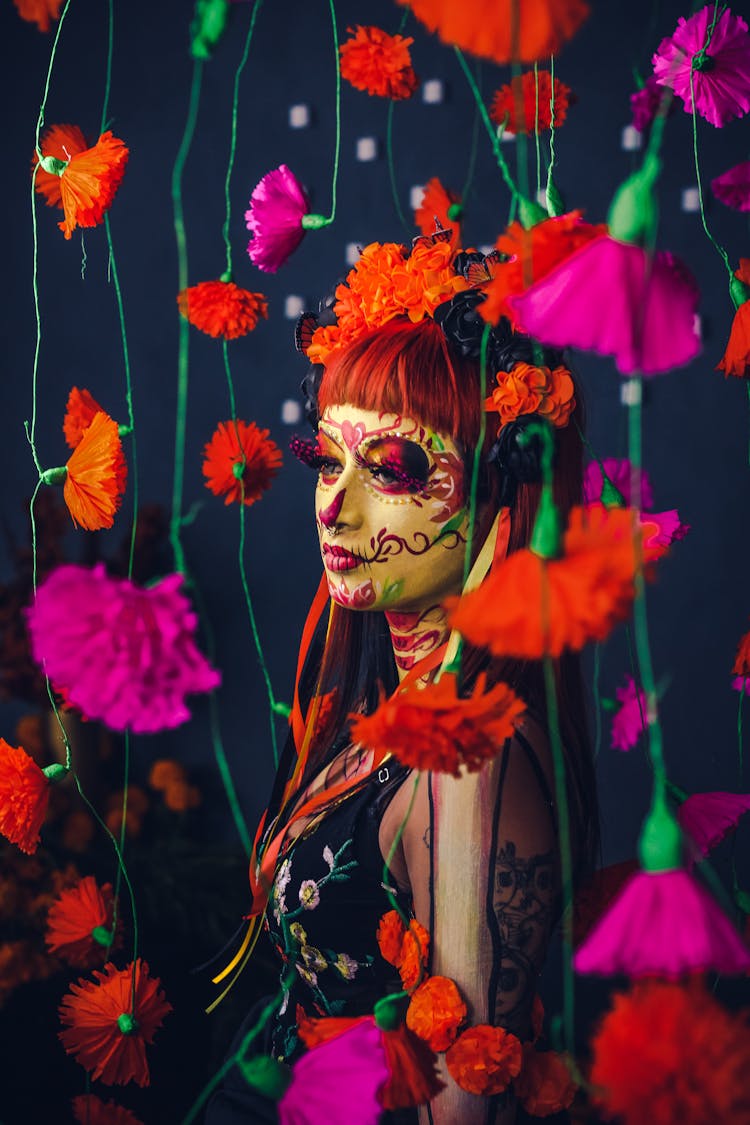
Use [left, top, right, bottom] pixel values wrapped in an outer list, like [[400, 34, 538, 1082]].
[[53, 131, 129, 240], [45, 876, 117, 967], [0, 739, 49, 854], [734, 618, 750, 677], [406, 975, 467, 1051], [63, 386, 105, 449], [72, 1095, 144, 1125], [718, 262, 750, 378], [414, 177, 462, 249], [448, 504, 642, 659], [202, 420, 282, 506], [515, 1044, 577, 1116], [63, 411, 128, 531], [445, 1024, 522, 1095], [590, 979, 750, 1125], [712, 161, 750, 212], [351, 673, 526, 776], [490, 70, 572, 133], [58, 960, 171, 1086], [339, 25, 418, 100], [33, 124, 87, 206], [399, 0, 590, 66], [13, 0, 62, 32], [177, 280, 268, 340]]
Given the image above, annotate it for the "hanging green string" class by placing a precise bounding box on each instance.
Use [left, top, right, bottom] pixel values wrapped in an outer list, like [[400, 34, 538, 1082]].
[[624, 623, 650, 761], [302, 0, 342, 230], [688, 73, 733, 280], [460, 62, 482, 205], [454, 46, 519, 205], [533, 63, 542, 199], [386, 100, 411, 236], [100, 0, 114, 131], [170, 60, 204, 577], [222, 0, 264, 277]]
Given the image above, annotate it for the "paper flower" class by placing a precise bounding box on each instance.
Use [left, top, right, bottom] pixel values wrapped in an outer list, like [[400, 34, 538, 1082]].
[[590, 979, 750, 1125], [202, 420, 282, 506], [480, 211, 607, 327], [414, 177, 462, 248], [677, 792, 750, 859], [72, 1095, 144, 1125], [406, 976, 467, 1051], [13, 0, 62, 32], [718, 262, 750, 378], [376, 911, 430, 992], [712, 161, 750, 212], [0, 739, 49, 854], [177, 280, 268, 340], [445, 1024, 522, 1095], [509, 236, 701, 376], [574, 867, 750, 978], [41, 131, 129, 240], [61, 410, 127, 531], [572, 859, 639, 948], [45, 876, 116, 967], [27, 563, 220, 733], [245, 164, 310, 273], [584, 458, 690, 557], [351, 673, 525, 777], [490, 70, 572, 133], [734, 618, 750, 678], [629, 75, 672, 133], [610, 675, 648, 752], [399, 0, 590, 65], [33, 124, 87, 206], [485, 363, 576, 430], [339, 25, 418, 99], [652, 5, 750, 129], [515, 1045, 577, 1116], [59, 960, 171, 1086], [448, 504, 641, 659], [63, 387, 105, 449]]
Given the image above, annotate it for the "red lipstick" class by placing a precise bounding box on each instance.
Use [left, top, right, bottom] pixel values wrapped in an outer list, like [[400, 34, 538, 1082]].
[[323, 544, 363, 572]]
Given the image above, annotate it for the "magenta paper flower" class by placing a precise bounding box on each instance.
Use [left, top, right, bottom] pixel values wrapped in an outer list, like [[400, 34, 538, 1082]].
[[712, 161, 750, 212], [630, 75, 671, 133], [611, 676, 647, 752], [584, 458, 690, 558], [733, 676, 750, 695], [245, 164, 310, 273], [678, 792, 750, 859], [652, 5, 750, 129], [278, 1019, 388, 1125], [573, 867, 750, 979], [27, 564, 220, 733], [509, 237, 701, 376]]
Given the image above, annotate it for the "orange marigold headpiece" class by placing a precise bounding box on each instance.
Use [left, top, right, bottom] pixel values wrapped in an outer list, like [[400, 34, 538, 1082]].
[[490, 70, 573, 134], [202, 420, 282, 506], [485, 362, 576, 430], [178, 280, 268, 340], [36, 130, 129, 240], [339, 25, 418, 99]]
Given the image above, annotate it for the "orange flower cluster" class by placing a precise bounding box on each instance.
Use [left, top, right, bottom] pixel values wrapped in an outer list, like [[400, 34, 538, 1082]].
[[148, 758, 201, 812], [58, 959, 171, 1086], [590, 980, 750, 1124], [414, 178, 462, 250], [339, 25, 418, 99], [45, 876, 117, 968], [480, 211, 607, 327], [0, 739, 49, 854], [306, 239, 469, 365], [352, 673, 525, 776], [490, 70, 572, 133], [448, 504, 642, 658], [717, 260, 750, 378], [515, 1044, 577, 1116], [203, 420, 282, 507], [62, 410, 127, 531], [35, 130, 129, 240], [72, 1094, 144, 1125], [406, 975, 467, 1052], [376, 909, 430, 990], [485, 362, 576, 430], [399, 0, 590, 65], [178, 280, 268, 340], [13, 0, 62, 32], [445, 1024, 523, 1095], [33, 124, 87, 205]]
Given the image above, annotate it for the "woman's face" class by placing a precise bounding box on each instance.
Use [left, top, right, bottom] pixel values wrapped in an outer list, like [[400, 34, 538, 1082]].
[[315, 404, 470, 612]]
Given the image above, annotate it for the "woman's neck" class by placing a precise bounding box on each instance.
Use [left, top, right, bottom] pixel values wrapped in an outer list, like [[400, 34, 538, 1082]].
[[385, 605, 451, 683]]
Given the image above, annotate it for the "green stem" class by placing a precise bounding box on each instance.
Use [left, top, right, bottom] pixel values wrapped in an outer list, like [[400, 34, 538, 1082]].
[[688, 71, 732, 280], [460, 63, 482, 204], [222, 0, 264, 276], [100, 0, 114, 132], [325, 0, 341, 224], [454, 46, 519, 202], [28, 167, 44, 476], [34, 0, 73, 154], [386, 99, 411, 236], [534, 62, 542, 199]]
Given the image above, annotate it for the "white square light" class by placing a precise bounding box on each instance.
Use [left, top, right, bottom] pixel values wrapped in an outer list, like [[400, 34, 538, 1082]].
[[409, 184, 426, 211], [345, 242, 361, 266], [621, 125, 642, 151], [284, 294, 306, 320], [422, 79, 444, 104], [281, 399, 303, 425], [620, 378, 642, 406], [681, 186, 700, 212], [356, 136, 378, 162], [289, 104, 310, 129]]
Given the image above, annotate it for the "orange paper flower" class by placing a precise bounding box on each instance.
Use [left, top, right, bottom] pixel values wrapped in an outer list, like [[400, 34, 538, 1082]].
[[352, 673, 526, 776], [400, 0, 590, 65], [339, 25, 418, 99], [448, 504, 642, 658], [734, 626, 750, 677], [377, 909, 408, 965], [414, 177, 462, 249], [63, 411, 127, 531], [718, 300, 750, 378], [72, 1094, 144, 1125], [45, 876, 116, 967], [491, 70, 572, 133], [515, 1045, 577, 1116], [33, 124, 87, 206], [58, 959, 171, 1086], [397, 918, 431, 991], [55, 131, 129, 240], [202, 420, 282, 506], [13, 0, 62, 32], [0, 739, 49, 854], [177, 280, 268, 340], [480, 211, 607, 327], [64, 386, 104, 449], [485, 362, 576, 429], [406, 975, 467, 1051], [445, 1024, 523, 1095]]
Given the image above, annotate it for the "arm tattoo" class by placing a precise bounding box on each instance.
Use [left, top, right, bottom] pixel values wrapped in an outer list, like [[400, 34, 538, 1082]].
[[421, 825, 430, 851]]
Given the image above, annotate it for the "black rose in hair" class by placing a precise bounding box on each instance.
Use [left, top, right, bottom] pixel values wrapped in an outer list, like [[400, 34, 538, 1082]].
[[433, 290, 490, 360], [488, 415, 546, 506]]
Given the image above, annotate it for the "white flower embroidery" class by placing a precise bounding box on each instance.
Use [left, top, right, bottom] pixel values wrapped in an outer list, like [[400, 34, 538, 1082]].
[[334, 953, 358, 980], [299, 879, 320, 910], [322, 845, 335, 871]]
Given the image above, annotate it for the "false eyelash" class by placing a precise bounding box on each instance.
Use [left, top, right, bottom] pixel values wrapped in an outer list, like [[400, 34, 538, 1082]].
[[289, 435, 323, 468], [360, 454, 428, 492]]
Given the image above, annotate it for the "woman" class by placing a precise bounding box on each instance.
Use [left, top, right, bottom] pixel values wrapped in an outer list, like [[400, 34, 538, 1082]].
[[207, 238, 599, 1124]]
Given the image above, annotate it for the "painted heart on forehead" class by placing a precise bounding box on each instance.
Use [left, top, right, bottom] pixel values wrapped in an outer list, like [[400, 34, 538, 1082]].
[[340, 418, 369, 451]]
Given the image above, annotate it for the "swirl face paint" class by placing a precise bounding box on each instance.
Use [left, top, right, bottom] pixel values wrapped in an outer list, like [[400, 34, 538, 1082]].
[[312, 405, 469, 614]]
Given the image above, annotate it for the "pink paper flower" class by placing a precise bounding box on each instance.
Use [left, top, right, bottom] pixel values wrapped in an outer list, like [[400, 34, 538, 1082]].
[[584, 458, 653, 509], [712, 161, 750, 212], [509, 237, 701, 376], [733, 676, 750, 695], [573, 868, 750, 979], [630, 75, 670, 133], [27, 564, 220, 734], [610, 676, 647, 752], [245, 164, 310, 273], [652, 5, 750, 129], [279, 1019, 389, 1124], [677, 792, 750, 859]]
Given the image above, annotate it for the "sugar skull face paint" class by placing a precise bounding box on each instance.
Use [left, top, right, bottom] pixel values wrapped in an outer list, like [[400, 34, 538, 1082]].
[[314, 405, 469, 613]]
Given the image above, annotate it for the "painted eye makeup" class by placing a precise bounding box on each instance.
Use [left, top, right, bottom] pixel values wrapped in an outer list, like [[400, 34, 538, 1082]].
[[357, 438, 430, 493], [289, 435, 342, 482]]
